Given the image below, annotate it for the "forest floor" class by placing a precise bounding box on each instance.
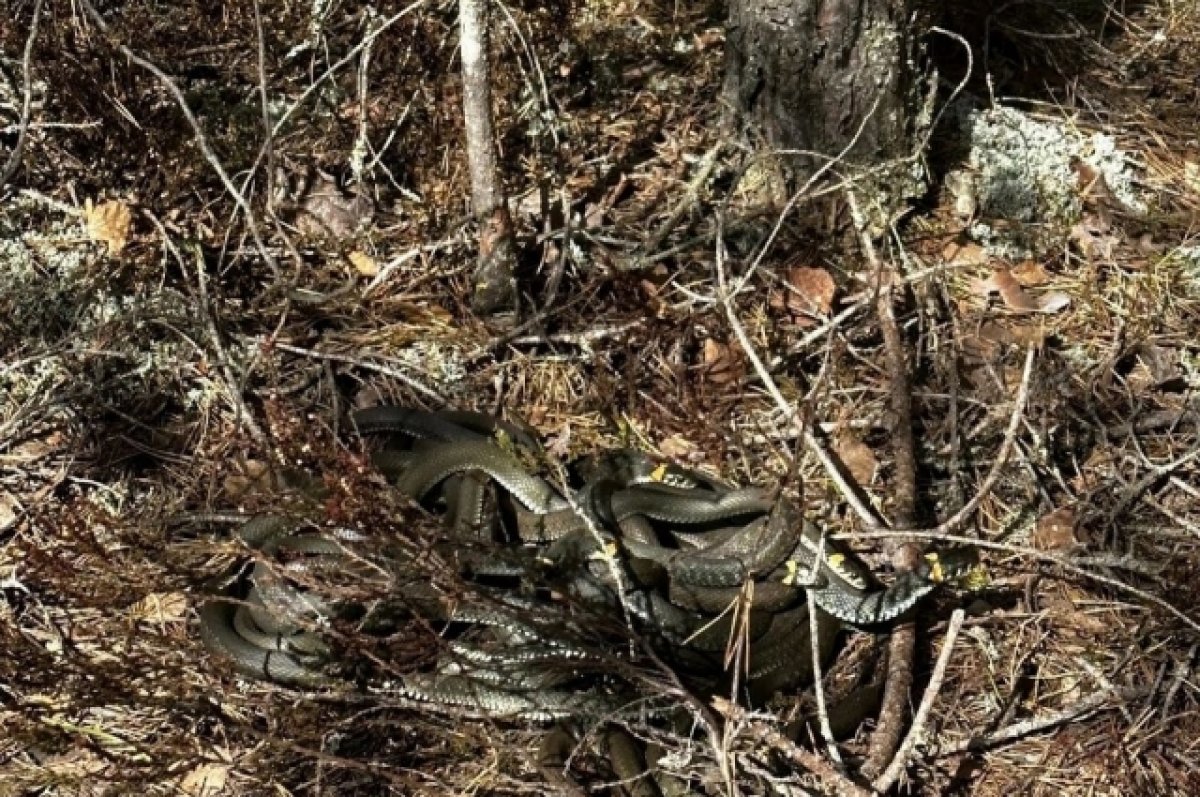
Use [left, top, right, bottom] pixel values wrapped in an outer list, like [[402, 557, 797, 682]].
[[2, 1, 1199, 795]]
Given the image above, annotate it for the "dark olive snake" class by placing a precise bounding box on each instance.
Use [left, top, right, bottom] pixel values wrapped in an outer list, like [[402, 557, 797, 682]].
[[194, 405, 982, 789]]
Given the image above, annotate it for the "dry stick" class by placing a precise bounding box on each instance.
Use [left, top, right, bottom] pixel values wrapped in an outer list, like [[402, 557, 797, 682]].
[[189, 244, 277, 459], [540, 187, 572, 313], [846, 529, 1200, 637], [241, 1, 430, 193], [1106, 433, 1200, 529], [711, 698, 872, 797], [250, 0, 276, 210], [509, 319, 644, 350], [903, 344, 1038, 537], [850, 190, 921, 781], [634, 140, 727, 263], [873, 609, 966, 793], [938, 684, 1150, 756], [77, 0, 281, 280], [142, 211, 276, 458], [713, 224, 884, 528], [270, 342, 447, 404], [724, 32, 971, 298], [0, 0, 43, 187], [714, 209, 876, 782], [460, 0, 518, 316], [805, 589, 844, 768]]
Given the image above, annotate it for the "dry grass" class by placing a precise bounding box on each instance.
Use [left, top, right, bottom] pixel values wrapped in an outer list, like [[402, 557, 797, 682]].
[[2, 1, 1199, 794]]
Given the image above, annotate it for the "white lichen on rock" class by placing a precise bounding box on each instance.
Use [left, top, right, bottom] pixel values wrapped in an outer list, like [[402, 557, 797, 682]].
[[949, 104, 1146, 258], [393, 339, 469, 387], [1172, 243, 1200, 297]]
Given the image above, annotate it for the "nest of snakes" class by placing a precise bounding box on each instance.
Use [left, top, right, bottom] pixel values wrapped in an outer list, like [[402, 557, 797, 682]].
[[193, 406, 982, 791]]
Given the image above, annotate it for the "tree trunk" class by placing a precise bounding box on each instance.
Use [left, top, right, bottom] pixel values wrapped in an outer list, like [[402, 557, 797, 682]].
[[723, 0, 929, 217], [459, 0, 518, 321]]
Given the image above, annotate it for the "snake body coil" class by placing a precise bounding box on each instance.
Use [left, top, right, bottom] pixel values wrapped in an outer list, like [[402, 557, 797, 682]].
[[197, 405, 981, 749]]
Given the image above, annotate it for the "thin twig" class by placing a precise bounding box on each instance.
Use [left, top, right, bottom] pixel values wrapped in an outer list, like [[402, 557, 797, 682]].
[[849, 189, 921, 780], [271, 342, 447, 403], [540, 186, 572, 312], [250, 0, 276, 211], [806, 590, 844, 767], [0, 0, 43, 188], [873, 609, 965, 793], [243, 1, 431, 194], [937, 684, 1150, 755], [713, 213, 884, 528], [711, 698, 872, 797], [143, 210, 275, 458], [77, 0, 281, 279], [838, 530, 1200, 636], [635, 140, 726, 261], [900, 344, 1038, 536], [508, 320, 643, 350]]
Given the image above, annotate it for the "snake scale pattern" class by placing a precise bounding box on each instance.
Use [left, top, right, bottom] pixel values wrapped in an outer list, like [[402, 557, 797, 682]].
[[194, 406, 980, 784]]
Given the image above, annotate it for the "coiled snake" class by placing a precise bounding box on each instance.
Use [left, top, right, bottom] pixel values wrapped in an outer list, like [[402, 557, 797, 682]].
[[196, 406, 981, 782]]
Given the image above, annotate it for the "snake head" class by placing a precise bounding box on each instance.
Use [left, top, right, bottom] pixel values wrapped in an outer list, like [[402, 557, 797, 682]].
[[921, 547, 986, 587]]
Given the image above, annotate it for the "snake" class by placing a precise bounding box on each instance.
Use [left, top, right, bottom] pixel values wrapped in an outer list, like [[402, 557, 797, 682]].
[[196, 405, 983, 793]]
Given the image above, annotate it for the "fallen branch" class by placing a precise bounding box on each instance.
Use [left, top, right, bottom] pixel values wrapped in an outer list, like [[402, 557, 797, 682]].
[[873, 609, 966, 793], [711, 698, 872, 797], [938, 684, 1150, 755], [849, 190, 922, 780], [0, 0, 43, 188]]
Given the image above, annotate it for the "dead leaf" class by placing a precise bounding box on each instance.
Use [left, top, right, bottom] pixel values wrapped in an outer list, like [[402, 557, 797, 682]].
[[659, 435, 695, 459], [973, 267, 1037, 311], [1072, 159, 1118, 208], [973, 267, 1070, 314], [959, 331, 1001, 361], [1072, 446, 1116, 492], [544, 423, 571, 458], [976, 321, 1049, 349], [129, 591, 189, 622], [83, 198, 133, 256], [34, 748, 107, 779], [1035, 291, 1071, 313], [699, 338, 743, 385], [1070, 215, 1119, 261], [294, 175, 372, 239], [1135, 232, 1158, 256], [180, 762, 231, 796], [639, 279, 668, 318], [223, 459, 273, 499], [770, 266, 836, 326], [833, 433, 878, 486], [1011, 260, 1050, 285], [0, 492, 17, 528], [1005, 323, 1050, 347], [1032, 507, 1081, 552], [942, 241, 988, 266], [347, 250, 378, 277], [1135, 345, 1183, 389]]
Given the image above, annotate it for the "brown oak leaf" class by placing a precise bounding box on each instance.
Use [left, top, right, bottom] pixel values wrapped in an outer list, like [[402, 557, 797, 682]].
[[83, 198, 132, 256], [771, 266, 836, 326]]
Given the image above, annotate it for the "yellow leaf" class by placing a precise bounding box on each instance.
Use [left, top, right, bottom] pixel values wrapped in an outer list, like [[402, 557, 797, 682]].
[[347, 250, 378, 276], [180, 762, 231, 796], [129, 591, 189, 622], [83, 198, 132, 256]]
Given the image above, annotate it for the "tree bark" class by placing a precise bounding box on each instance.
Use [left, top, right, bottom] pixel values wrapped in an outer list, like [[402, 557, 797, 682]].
[[459, 0, 518, 320], [723, 0, 929, 214]]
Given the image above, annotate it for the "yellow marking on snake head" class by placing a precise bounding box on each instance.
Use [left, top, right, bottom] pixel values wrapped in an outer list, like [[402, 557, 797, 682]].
[[650, 463, 669, 482], [783, 559, 799, 586], [924, 552, 946, 583], [586, 542, 622, 563]]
